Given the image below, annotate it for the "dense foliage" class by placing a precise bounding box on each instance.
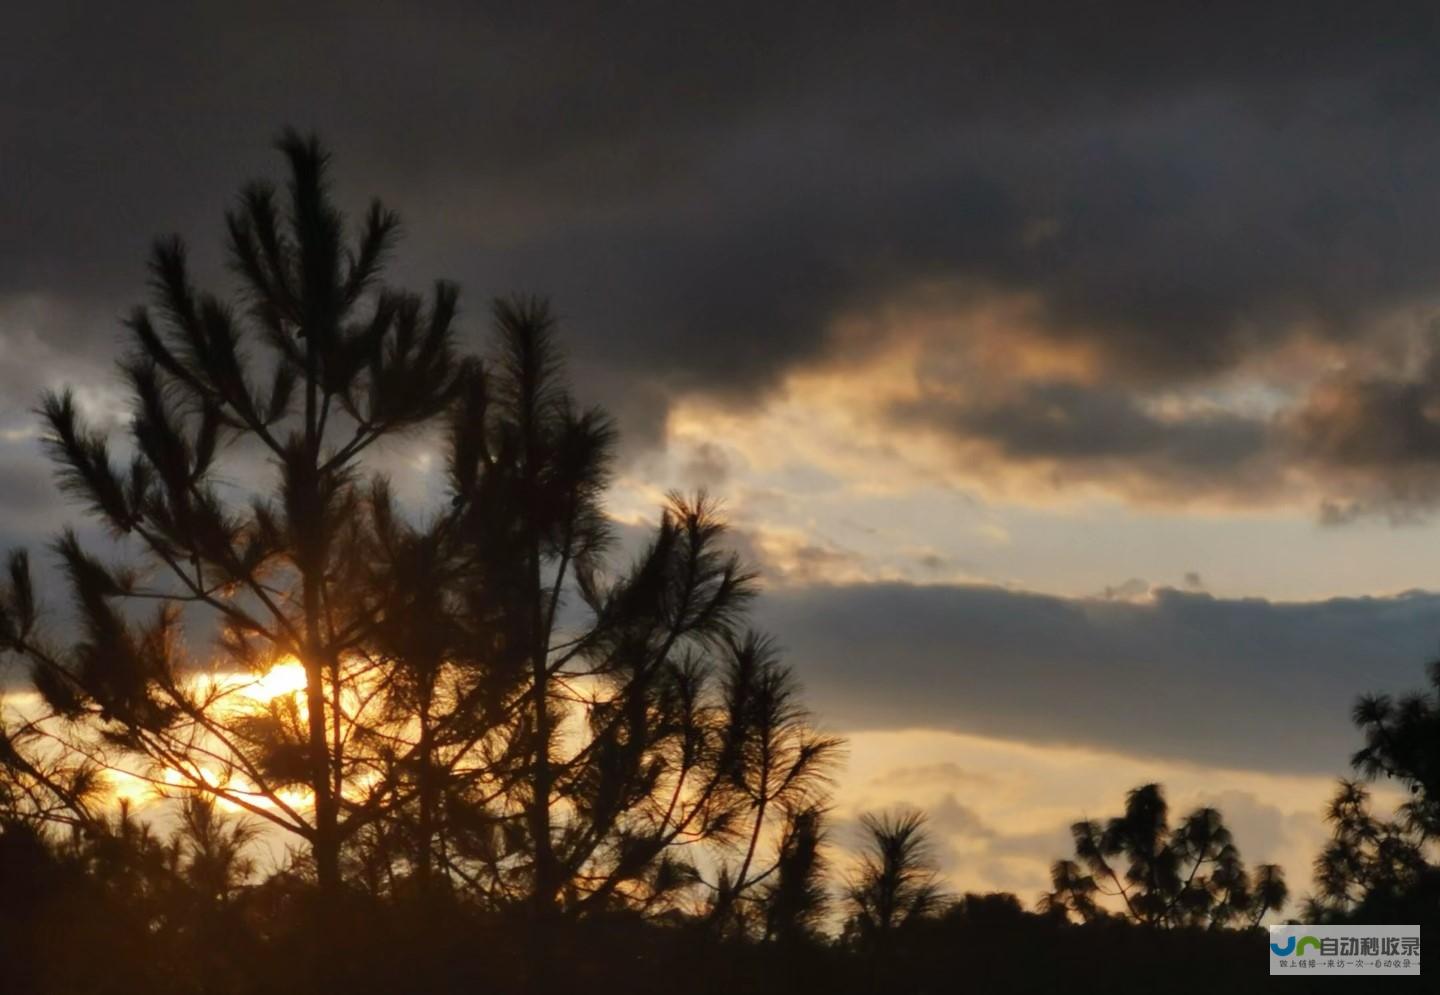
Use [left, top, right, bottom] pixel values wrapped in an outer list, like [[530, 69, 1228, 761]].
[[0, 813, 1311, 995]]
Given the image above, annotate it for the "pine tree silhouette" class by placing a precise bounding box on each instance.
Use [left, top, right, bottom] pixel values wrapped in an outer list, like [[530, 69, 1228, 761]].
[[0, 134, 844, 994], [1042, 783, 1286, 927], [0, 133, 469, 973]]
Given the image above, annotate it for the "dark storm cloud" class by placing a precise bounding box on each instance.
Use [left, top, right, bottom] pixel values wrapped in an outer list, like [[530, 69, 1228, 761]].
[[0, 440, 68, 533], [1280, 336, 1440, 520], [756, 582, 1440, 775], [890, 380, 1274, 500], [5, 3, 1440, 494]]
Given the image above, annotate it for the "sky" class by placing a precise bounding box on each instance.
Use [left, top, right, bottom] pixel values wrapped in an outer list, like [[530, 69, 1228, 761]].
[[5, 1, 1440, 905]]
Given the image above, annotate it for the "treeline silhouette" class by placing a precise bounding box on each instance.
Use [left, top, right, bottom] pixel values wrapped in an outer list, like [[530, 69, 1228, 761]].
[[0, 135, 1436, 994]]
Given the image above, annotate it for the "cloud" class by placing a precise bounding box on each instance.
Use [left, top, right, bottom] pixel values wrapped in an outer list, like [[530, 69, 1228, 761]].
[[655, 293, 1440, 517], [889, 378, 1276, 504], [1100, 578, 1151, 601], [5, 2, 1440, 498], [867, 762, 996, 791], [1187, 789, 1325, 870], [730, 525, 871, 586], [987, 823, 1077, 864], [0, 442, 61, 524], [0, 299, 124, 429], [757, 581, 1440, 775], [677, 442, 735, 491], [1281, 331, 1440, 520], [929, 793, 997, 840]]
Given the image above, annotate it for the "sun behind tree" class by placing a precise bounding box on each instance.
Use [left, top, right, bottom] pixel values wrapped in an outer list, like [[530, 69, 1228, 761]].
[[0, 134, 842, 987]]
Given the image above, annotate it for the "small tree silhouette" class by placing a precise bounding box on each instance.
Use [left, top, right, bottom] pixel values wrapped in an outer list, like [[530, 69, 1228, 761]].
[[842, 810, 944, 944], [1306, 779, 1431, 920], [173, 795, 260, 904], [1042, 783, 1285, 927], [1302, 656, 1440, 920], [1351, 666, 1440, 838], [0, 133, 469, 924], [355, 305, 842, 931], [840, 810, 944, 995], [760, 805, 831, 946]]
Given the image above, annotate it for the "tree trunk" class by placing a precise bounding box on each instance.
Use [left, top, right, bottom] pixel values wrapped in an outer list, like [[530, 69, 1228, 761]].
[[528, 538, 556, 919], [301, 325, 341, 950], [304, 583, 341, 899], [416, 702, 435, 897], [524, 436, 558, 995]]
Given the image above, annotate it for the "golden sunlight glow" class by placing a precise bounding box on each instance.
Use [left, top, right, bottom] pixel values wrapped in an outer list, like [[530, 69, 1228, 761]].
[[237, 658, 309, 703], [160, 763, 314, 814], [27, 659, 328, 816]]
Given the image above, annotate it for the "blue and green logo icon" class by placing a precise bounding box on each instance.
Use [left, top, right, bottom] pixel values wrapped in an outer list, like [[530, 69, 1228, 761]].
[[1270, 935, 1320, 957]]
